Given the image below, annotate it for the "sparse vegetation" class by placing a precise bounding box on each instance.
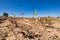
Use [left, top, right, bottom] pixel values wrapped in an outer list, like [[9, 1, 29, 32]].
[[0, 17, 60, 40]]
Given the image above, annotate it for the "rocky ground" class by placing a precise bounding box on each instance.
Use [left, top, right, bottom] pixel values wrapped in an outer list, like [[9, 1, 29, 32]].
[[0, 17, 60, 40]]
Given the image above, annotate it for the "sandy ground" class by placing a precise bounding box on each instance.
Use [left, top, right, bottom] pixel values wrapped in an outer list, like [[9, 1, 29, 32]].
[[0, 17, 60, 40]]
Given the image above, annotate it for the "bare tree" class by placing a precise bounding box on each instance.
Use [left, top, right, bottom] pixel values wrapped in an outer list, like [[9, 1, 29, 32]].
[[20, 12, 24, 17], [12, 13, 16, 17]]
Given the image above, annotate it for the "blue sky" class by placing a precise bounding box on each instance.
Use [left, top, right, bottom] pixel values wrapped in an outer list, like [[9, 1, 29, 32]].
[[0, 0, 60, 17]]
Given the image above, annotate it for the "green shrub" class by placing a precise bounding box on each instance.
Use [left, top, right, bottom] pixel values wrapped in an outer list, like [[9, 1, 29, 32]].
[[3, 12, 8, 17]]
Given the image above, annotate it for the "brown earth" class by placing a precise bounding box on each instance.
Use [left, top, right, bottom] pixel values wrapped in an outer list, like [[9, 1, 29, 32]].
[[0, 17, 60, 40]]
